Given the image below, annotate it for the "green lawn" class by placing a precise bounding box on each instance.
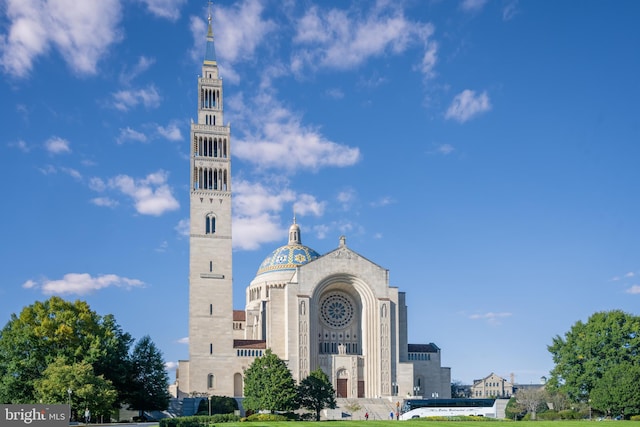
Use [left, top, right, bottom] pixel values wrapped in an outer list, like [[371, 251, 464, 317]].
[[149, 421, 635, 427]]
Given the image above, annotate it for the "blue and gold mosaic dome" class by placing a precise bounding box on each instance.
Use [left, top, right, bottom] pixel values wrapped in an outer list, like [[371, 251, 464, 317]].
[[256, 220, 320, 275]]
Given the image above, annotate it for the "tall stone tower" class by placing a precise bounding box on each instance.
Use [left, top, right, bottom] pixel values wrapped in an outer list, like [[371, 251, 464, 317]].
[[186, 8, 234, 395]]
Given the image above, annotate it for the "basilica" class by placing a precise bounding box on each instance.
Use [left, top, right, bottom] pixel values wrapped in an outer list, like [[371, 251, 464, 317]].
[[175, 10, 451, 402]]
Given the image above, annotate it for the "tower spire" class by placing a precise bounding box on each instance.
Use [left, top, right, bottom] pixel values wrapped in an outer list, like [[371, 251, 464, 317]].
[[204, 1, 217, 64]]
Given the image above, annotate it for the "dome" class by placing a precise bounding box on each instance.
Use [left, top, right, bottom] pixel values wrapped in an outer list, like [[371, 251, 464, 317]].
[[256, 219, 320, 275]]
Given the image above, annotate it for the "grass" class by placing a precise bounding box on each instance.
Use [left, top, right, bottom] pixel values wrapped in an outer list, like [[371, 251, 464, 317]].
[[148, 421, 635, 427]]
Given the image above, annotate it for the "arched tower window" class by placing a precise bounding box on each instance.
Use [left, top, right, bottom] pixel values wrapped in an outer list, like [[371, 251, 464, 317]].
[[206, 213, 216, 234]]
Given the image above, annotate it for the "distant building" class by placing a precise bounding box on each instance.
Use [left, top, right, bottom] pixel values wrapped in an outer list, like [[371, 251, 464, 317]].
[[471, 373, 514, 398]]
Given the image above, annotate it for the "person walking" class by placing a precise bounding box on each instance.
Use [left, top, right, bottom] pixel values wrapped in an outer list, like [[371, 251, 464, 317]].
[[365, 412, 369, 420], [84, 408, 90, 424]]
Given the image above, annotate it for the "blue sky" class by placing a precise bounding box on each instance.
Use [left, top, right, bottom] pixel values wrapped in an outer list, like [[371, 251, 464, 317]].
[[1, 0, 639, 387]]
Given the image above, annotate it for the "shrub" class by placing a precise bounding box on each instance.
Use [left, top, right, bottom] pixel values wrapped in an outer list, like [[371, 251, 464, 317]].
[[244, 413, 289, 422], [159, 413, 240, 427]]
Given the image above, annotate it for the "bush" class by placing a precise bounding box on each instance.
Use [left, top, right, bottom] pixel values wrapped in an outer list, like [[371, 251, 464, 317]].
[[243, 413, 289, 422], [159, 413, 240, 427]]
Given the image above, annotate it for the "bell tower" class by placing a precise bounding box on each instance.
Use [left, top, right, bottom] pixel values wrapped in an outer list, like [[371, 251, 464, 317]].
[[186, 5, 234, 394]]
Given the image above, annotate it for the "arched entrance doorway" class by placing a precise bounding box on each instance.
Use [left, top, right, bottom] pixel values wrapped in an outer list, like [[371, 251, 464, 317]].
[[336, 369, 349, 398]]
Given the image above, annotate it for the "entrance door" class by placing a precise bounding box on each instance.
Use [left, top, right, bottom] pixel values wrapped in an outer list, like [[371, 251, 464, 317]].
[[337, 379, 348, 398], [357, 380, 365, 398]]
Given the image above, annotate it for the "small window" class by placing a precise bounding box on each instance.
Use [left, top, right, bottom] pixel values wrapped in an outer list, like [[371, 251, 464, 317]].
[[206, 214, 216, 234], [208, 374, 214, 388]]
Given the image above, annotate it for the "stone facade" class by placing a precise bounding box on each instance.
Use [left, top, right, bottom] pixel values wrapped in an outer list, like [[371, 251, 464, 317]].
[[176, 9, 451, 402], [471, 373, 514, 398]]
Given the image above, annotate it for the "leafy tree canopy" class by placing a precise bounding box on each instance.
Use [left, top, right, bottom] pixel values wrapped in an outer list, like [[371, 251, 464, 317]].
[[589, 362, 640, 419], [547, 310, 640, 402], [297, 368, 336, 421], [34, 357, 117, 420], [242, 349, 298, 413], [0, 296, 167, 414]]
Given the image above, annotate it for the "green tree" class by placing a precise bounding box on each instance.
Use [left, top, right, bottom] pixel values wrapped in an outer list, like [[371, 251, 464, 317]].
[[34, 357, 117, 422], [243, 349, 298, 413], [127, 335, 171, 416], [0, 297, 133, 404], [590, 362, 640, 419], [297, 368, 336, 421], [547, 310, 640, 402]]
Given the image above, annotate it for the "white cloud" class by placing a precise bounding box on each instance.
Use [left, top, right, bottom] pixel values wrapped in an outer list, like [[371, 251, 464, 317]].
[[371, 196, 394, 207], [292, 4, 436, 79], [460, 0, 488, 12], [91, 197, 118, 208], [44, 137, 71, 154], [0, 0, 122, 78], [23, 273, 145, 296], [61, 167, 82, 180], [9, 139, 30, 152], [175, 218, 190, 237], [294, 194, 325, 217], [438, 143, 455, 155], [165, 361, 179, 371], [138, 0, 186, 21], [445, 89, 491, 123], [337, 189, 356, 210], [119, 55, 155, 85], [111, 85, 161, 111], [231, 178, 307, 250], [108, 170, 179, 216], [177, 337, 189, 344], [157, 122, 183, 141], [626, 285, 640, 295], [233, 93, 360, 172], [89, 177, 107, 192], [469, 311, 512, 325], [503, 1, 519, 21], [117, 127, 148, 144]]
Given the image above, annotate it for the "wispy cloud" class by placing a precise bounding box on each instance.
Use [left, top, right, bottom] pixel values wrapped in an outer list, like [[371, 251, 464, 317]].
[[117, 127, 148, 144], [445, 89, 491, 123], [291, 4, 437, 80], [469, 311, 512, 325], [138, 0, 186, 21], [110, 85, 161, 111], [23, 273, 145, 296], [0, 0, 122, 78], [8, 139, 30, 152], [503, 1, 519, 21], [119, 55, 155, 85], [626, 285, 640, 295], [460, 0, 488, 12], [45, 137, 71, 154], [157, 122, 183, 141]]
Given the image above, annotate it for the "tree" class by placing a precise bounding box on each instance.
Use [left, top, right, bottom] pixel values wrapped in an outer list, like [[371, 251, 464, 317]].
[[547, 310, 640, 402], [589, 362, 640, 419], [0, 297, 132, 404], [514, 387, 547, 420], [127, 335, 171, 416], [297, 368, 336, 421], [242, 349, 298, 413], [34, 357, 117, 422]]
